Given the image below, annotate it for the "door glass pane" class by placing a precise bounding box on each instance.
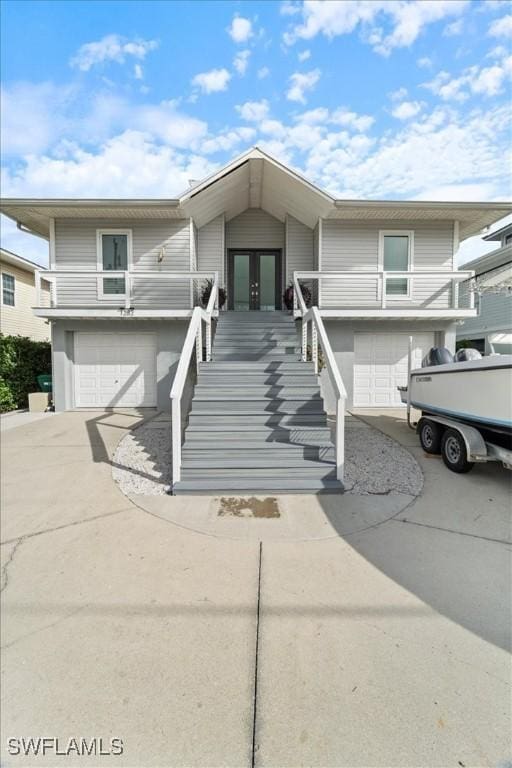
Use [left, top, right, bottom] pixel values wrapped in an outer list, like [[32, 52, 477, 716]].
[[259, 253, 276, 311], [234, 254, 250, 310], [384, 236, 409, 296], [102, 234, 127, 294], [384, 236, 409, 270]]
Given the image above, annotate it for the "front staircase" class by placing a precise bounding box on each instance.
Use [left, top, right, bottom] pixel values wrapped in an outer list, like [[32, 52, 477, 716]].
[[172, 311, 343, 494]]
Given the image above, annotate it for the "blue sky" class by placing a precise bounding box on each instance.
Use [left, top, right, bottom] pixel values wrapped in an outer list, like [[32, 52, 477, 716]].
[[1, 0, 511, 265]]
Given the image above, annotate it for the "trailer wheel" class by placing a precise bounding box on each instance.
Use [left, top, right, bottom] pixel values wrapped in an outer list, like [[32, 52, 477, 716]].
[[419, 419, 442, 454], [441, 428, 474, 473]]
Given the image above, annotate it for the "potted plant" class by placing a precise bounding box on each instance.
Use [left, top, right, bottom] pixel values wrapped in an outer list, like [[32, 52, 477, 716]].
[[200, 279, 226, 310], [282, 282, 312, 311]]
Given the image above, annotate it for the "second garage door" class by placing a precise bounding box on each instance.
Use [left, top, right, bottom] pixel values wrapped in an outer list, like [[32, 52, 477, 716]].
[[74, 332, 157, 407], [353, 332, 434, 408]]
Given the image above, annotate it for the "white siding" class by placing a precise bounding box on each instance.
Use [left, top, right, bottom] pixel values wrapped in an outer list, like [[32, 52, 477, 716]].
[[198, 215, 224, 284], [286, 215, 314, 283], [226, 208, 284, 250], [458, 293, 512, 336], [54, 218, 190, 308], [321, 219, 454, 309]]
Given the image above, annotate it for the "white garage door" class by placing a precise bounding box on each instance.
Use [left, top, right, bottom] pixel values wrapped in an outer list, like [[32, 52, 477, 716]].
[[74, 332, 157, 407], [353, 333, 434, 407]]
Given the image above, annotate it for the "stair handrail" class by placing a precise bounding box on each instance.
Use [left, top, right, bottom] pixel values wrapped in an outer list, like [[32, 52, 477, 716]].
[[170, 272, 218, 490], [294, 273, 347, 483]]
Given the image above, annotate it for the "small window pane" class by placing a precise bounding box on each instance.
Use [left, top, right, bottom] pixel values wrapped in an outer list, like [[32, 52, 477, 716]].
[[2, 273, 15, 306], [384, 236, 409, 271], [103, 277, 126, 295], [386, 277, 408, 295]]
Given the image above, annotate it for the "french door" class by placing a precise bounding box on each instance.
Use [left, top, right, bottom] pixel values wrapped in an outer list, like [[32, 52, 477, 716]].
[[228, 250, 281, 310]]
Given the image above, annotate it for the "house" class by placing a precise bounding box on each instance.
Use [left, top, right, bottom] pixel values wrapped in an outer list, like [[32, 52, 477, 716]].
[[1, 147, 510, 492], [0, 248, 51, 341], [457, 223, 512, 355]]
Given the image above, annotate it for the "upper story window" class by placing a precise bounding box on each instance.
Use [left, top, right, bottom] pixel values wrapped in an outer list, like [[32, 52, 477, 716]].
[[379, 230, 414, 299], [2, 273, 15, 306], [96, 229, 132, 298]]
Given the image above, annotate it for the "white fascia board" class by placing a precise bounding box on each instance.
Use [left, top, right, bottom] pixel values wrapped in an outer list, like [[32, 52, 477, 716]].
[[32, 308, 197, 319], [317, 309, 478, 319]]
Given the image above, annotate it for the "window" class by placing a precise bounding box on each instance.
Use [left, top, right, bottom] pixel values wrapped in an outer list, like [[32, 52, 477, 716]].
[[505, 233, 512, 245], [2, 273, 15, 306], [96, 230, 132, 298], [379, 231, 413, 298]]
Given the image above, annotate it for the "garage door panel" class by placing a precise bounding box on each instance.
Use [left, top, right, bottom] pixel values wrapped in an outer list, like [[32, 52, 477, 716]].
[[354, 332, 434, 408], [75, 332, 157, 408]]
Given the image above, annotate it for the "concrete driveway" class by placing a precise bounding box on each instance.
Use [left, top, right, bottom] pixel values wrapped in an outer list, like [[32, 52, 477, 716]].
[[1, 409, 510, 767]]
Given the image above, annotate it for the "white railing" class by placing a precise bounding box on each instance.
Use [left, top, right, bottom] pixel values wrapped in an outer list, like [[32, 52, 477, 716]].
[[293, 273, 347, 484], [293, 270, 475, 313], [34, 269, 219, 311], [170, 274, 218, 490]]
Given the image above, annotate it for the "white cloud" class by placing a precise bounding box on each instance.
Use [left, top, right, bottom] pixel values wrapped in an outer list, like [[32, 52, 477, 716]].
[[294, 107, 329, 124], [1, 82, 75, 155], [280, 1, 301, 16], [390, 86, 408, 101], [233, 50, 250, 76], [200, 127, 256, 155], [391, 100, 424, 120], [286, 68, 321, 103], [257, 66, 270, 79], [417, 56, 433, 68], [329, 108, 374, 131], [1, 130, 218, 198], [70, 34, 158, 71], [283, 0, 469, 55], [134, 64, 143, 80], [236, 100, 270, 121], [489, 14, 512, 38], [443, 18, 463, 36], [191, 68, 231, 94], [298, 49, 311, 61], [228, 15, 253, 43], [424, 51, 512, 101]]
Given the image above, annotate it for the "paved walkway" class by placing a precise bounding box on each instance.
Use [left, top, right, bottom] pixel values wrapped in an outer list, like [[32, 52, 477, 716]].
[[1, 409, 510, 767]]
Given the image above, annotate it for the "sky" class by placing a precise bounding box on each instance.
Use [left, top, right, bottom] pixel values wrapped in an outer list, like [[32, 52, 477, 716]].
[[1, 0, 511, 266]]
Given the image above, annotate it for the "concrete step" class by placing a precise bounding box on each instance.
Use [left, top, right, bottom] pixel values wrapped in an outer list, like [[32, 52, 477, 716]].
[[214, 340, 299, 349], [173, 473, 343, 494], [181, 455, 335, 469], [193, 387, 321, 399], [187, 413, 328, 426], [190, 402, 323, 415], [184, 427, 332, 441], [197, 375, 316, 386], [200, 361, 312, 372]]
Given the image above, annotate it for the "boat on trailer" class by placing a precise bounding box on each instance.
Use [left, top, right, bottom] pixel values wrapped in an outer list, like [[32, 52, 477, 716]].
[[399, 349, 512, 473]]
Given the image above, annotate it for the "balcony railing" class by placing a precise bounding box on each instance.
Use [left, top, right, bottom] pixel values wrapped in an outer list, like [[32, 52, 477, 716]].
[[293, 270, 475, 314], [34, 269, 219, 313]]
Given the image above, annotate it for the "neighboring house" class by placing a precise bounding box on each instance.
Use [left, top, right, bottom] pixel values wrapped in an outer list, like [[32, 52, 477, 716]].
[[457, 223, 512, 355], [1, 147, 510, 411], [0, 248, 51, 341]]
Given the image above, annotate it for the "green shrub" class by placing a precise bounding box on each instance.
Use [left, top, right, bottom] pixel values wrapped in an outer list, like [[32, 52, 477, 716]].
[[0, 334, 51, 412]]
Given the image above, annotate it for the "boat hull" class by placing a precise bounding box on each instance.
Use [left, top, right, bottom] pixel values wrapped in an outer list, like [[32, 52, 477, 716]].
[[409, 357, 512, 437]]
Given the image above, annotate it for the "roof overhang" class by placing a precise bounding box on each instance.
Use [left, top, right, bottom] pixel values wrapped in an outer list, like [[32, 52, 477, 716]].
[[330, 200, 512, 240], [0, 247, 45, 273], [0, 199, 181, 239], [179, 147, 334, 228]]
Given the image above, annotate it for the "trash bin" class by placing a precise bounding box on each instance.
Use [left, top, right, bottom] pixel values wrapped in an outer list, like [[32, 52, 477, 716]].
[[37, 374, 52, 393]]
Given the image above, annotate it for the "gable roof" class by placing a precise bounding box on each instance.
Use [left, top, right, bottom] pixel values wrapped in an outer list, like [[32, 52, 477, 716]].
[[1, 146, 511, 239], [0, 247, 47, 274]]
